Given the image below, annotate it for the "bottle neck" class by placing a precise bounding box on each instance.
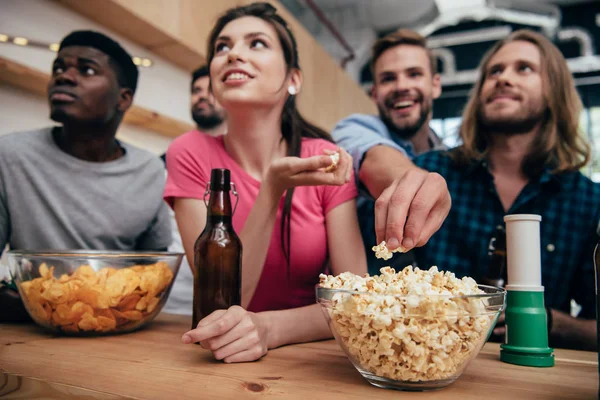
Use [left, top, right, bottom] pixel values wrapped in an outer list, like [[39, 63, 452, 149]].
[[206, 189, 233, 224]]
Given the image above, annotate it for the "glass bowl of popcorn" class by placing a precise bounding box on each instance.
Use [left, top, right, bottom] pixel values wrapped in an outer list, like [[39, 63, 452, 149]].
[[317, 266, 506, 391], [8, 250, 183, 336]]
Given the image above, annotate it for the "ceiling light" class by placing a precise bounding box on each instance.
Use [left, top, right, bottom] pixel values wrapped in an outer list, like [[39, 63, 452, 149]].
[[0, 34, 8, 43], [49, 43, 59, 52], [13, 37, 28, 46]]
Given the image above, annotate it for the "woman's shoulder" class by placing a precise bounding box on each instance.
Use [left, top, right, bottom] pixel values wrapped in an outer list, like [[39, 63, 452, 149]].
[[300, 137, 337, 157], [171, 130, 220, 148], [168, 131, 223, 156]]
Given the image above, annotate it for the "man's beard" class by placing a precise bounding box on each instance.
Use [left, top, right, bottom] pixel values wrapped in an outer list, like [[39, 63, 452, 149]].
[[478, 103, 545, 135], [192, 107, 224, 130], [378, 92, 431, 140]]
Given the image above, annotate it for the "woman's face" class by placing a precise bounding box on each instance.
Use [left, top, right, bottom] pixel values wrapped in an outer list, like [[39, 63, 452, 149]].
[[210, 16, 293, 109]]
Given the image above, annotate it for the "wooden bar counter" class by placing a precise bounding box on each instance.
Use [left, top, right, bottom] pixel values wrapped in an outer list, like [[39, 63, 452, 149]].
[[0, 314, 597, 399]]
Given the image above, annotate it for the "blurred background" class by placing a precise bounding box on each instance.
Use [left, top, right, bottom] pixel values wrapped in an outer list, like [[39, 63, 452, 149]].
[[1, 0, 599, 177]]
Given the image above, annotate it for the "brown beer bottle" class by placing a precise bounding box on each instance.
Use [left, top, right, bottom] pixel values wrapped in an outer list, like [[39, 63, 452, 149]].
[[192, 168, 242, 329]]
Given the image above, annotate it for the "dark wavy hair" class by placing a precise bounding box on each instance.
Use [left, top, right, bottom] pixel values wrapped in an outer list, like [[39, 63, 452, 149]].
[[207, 2, 334, 275]]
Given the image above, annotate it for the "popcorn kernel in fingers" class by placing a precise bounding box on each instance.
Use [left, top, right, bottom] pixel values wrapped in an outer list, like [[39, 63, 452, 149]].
[[372, 241, 407, 260], [323, 151, 340, 173]]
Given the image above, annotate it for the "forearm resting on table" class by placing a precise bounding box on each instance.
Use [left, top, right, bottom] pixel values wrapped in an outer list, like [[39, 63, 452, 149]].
[[260, 303, 331, 349], [550, 309, 597, 351], [239, 185, 282, 308], [359, 145, 416, 198]]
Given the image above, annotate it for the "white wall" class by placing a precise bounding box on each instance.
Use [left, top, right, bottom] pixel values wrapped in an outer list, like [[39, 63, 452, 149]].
[[0, 0, 194, 154]]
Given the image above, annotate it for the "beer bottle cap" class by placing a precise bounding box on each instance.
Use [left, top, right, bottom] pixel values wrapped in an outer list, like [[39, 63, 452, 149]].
[[210, 168, 231, 190]]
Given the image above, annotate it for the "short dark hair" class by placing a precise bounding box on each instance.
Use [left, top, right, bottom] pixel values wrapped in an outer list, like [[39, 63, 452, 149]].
[[191, 65, 209, 91], [370, 29, 436, 78], [59, 30, 139, 94]]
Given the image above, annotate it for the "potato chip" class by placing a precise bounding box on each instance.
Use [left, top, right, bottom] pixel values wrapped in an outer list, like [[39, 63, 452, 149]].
[[61, 323, 80, 333], [41, 282, 69, 304], [72, 265, 97, 284], [97, 316, 117, 331], [94, 308, 116, 321], [78, 312, 100, 331], [75, 286, 100, 306], [117, 294, 141, 312], [39, 263, 53, 280], [70, 301, 94, 320], [139, 271, 161, 298], [120, 310, 143, 321], [146, 297, 160, 313], [28, 300, 51, 322], [120, 269, 141, 296], [52, 303, 74, 326], [135, 295, 149, 311], [20, 280, 33, 293], [110, 309, 131, 326]]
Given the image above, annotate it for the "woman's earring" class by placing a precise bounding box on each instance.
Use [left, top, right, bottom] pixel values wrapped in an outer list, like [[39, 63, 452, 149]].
[[288, 86, 297, 95]]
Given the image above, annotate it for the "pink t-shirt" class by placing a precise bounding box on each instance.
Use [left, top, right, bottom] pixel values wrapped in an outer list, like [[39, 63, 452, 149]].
[[164, 132, 357, 313]]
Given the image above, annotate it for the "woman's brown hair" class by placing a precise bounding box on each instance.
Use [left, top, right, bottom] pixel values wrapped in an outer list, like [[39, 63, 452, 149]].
[[454, 29, 590, 177], [206, 2, 334, 275]]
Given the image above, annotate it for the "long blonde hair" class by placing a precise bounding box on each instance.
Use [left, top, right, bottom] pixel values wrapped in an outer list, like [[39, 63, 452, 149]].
[[453, 29, 590, 177]]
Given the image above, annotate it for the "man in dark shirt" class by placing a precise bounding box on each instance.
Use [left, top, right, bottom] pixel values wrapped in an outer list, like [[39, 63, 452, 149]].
[[414, 30, 598, 350]]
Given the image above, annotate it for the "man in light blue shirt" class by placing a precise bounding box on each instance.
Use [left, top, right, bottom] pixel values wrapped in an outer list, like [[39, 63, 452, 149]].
[[333, 29, 447, 274]]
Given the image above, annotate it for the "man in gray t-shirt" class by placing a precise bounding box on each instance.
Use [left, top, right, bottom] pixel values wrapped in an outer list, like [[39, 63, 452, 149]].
[[0, 30, 171, 321], [0, 127, 171, 252]]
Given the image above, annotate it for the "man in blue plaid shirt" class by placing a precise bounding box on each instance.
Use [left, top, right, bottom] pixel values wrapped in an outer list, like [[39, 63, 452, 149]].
[[414, 30, 599, 350]]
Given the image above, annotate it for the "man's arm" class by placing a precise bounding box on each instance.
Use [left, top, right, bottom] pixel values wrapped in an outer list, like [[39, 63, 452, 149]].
[[549, 309, 596, 351], [556, 224, 600, 351], [362, 146, 450, 251], [332, 115, 451, 252]]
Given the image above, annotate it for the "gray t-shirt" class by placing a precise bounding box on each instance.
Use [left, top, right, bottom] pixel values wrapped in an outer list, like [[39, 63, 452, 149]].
[[0, 127, 172, 252]]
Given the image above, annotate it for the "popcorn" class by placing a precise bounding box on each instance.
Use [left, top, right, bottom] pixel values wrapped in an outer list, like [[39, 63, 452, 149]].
[[323, 150, 341, 173], [372, 241, 407, 260], [319, 266, 492, 382]]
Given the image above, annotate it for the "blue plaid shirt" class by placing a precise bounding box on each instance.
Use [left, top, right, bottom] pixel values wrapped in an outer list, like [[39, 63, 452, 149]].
[[413, 150, 600, 318]]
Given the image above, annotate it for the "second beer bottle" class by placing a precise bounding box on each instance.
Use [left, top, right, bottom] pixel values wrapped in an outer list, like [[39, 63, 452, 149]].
[[192, 168, 242, 329]]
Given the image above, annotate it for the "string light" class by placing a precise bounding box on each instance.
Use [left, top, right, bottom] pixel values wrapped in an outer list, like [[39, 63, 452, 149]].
[[13, 37, 28, 46], [0, 34, 154, 68]]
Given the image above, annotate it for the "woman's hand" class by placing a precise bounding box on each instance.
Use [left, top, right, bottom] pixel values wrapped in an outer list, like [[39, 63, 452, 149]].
[[182, 306, 270, 363], [265, 148, 352, 195]]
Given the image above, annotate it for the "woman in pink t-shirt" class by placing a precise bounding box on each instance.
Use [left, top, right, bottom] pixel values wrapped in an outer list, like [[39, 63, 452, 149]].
[[165, 3, 367, 363]]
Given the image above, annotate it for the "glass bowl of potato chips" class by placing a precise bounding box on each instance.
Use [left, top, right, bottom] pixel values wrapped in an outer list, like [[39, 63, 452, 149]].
[[317, 266, 505, 391], [7, 250, 183, 335]]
